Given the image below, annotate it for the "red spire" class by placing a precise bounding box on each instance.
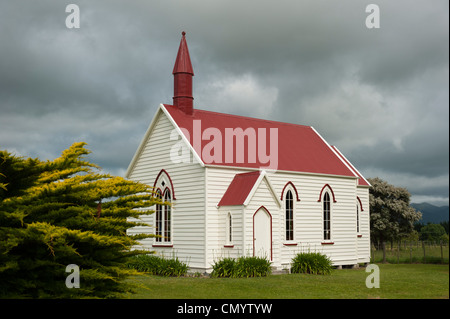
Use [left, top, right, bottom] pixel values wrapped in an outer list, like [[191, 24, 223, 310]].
[[172, 31, 194, 114], [173, 31, 194, 75]]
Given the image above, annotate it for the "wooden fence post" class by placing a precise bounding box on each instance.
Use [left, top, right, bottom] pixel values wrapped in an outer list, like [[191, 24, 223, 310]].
[[422, 241, 426, 263], [409, 241, 412, 263], [371, 244, 374, 263]]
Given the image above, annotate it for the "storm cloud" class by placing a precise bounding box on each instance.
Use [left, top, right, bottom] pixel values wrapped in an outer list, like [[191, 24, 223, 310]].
[[0, 0, 448, 205]]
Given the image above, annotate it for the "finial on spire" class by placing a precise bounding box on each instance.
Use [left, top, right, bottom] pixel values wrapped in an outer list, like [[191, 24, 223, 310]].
[[182, 31, 186, 36]]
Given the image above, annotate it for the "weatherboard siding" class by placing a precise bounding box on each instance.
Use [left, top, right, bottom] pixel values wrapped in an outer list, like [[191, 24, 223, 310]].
[[357, 187, 371, 263], [204, 167, 249, 269], [216, 206, 244, 261], [205, 167, 368, 268], [270, 172, 361, 266], [127, 111, 206, 269]]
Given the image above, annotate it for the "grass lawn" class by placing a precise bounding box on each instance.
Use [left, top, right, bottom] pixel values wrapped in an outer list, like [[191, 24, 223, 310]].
[[126, 264, 449, 299]]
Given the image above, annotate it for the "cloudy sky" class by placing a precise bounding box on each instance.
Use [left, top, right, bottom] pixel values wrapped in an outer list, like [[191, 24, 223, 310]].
[[0, 0, 448, 206]]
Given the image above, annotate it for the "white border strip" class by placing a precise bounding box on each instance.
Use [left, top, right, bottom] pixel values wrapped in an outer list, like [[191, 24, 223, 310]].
[[310, 126, 359, 180], [160, 104, 205, 167], [332, 145, 371, 187]]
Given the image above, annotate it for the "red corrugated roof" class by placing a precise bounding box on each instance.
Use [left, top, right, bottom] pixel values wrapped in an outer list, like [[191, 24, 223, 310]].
[[163, 104, 361, 179], [217, 171, 261, 206]]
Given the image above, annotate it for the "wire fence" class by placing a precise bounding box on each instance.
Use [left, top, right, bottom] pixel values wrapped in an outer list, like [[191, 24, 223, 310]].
[[371, 240, 449, 264]]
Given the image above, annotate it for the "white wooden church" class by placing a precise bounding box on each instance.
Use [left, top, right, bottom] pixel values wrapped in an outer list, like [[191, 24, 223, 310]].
[[126, 32, 371, 272]]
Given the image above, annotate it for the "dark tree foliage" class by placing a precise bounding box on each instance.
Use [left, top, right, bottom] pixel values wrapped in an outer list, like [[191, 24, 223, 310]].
[[368, 177, 422, 246]]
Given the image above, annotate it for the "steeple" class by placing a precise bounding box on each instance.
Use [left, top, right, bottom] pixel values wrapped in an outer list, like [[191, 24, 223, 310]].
[[172, 31, 194, 115]]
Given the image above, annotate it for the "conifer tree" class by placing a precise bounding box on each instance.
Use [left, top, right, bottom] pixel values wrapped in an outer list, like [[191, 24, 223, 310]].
[[0, 142, 158, 298]]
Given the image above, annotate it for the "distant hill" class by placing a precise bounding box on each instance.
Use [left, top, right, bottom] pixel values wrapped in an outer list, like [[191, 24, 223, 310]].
[[411, 203, 449, 224]]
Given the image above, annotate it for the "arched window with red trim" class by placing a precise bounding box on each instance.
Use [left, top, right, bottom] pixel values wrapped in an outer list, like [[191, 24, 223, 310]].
[[153, 170, 174, 245], [356, 203, 360, 234], [155, 189, 163, 242], [285, 190, 294, 241], [323, 192, 331, 241], [164, 190, 171, 242]]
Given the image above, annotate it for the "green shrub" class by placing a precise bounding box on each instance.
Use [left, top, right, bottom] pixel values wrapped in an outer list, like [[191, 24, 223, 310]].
[[128, 254, 188, 277], [235, 256, 272, 277], [291, 252, 333, 275], [211, 257, 236, 278], [211, 256, 271, 278]]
